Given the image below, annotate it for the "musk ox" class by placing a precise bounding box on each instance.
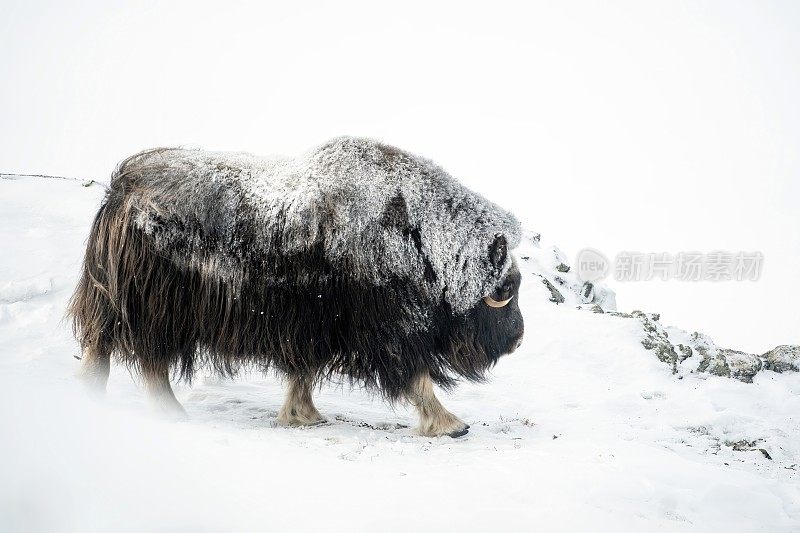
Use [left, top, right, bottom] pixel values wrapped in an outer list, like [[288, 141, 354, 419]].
[[69, 136, 523, 437]]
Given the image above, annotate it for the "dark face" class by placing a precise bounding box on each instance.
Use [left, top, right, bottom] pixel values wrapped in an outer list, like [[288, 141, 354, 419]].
[[469, 260, 524, 359]]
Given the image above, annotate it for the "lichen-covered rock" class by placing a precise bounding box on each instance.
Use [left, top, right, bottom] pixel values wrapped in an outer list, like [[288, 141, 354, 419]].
[[676, 343, 693, 362], [611, 315, 773, 383], [697, 351, 730, 378], [642, 336, 679, 373], [686, 333, 762, 383], [621, 310, 679, 373], [581, 282, 594, 303], [541, 278, 565, 304], [608, 311, 632, 319], [719, 349, 762, 383], [761, 345, 800, 373]]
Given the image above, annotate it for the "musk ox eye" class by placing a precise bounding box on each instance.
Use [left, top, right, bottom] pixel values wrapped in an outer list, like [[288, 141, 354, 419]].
[[489, 233, 507, 269], [483, 294, 514, 308]]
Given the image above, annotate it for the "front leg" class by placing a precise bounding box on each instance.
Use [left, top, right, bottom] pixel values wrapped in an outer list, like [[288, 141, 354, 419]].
[[406, 371, 469, 438], [277, 374, 326, 426]]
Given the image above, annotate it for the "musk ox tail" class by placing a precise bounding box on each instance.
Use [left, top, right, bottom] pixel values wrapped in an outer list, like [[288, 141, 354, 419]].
[[67, 194, 126, 359]]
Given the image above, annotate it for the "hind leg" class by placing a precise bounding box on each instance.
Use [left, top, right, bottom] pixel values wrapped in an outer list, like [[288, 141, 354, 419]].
[[142, 364, 186, 417], [76, 342, 110, 394], [406, 371, 469, 438], [277, 374, 326, 426]]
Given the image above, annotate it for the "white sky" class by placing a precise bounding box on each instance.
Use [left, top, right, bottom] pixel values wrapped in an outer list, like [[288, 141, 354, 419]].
[[1, 0, 798, 353]]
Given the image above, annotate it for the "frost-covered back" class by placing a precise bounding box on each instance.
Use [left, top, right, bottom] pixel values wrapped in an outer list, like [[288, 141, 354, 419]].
[[122, 136, 521, 314]]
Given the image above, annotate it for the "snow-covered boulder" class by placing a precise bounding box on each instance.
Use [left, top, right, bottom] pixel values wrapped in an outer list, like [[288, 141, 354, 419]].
[[762, 345, 800, 373], [633, 316, 793, 383]]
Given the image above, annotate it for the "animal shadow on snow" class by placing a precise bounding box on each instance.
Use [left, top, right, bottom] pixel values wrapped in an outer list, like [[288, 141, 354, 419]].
[[177, 380, 538, 447]]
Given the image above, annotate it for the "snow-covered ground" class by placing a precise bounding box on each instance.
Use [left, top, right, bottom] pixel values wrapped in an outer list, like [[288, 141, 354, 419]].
[[1, 177, 798, 532]]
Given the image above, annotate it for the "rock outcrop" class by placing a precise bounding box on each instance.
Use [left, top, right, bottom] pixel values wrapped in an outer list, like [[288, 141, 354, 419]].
[[515, 229, 798, 383]]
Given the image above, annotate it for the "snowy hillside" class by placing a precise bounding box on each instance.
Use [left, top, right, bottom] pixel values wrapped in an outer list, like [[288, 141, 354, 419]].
[[1, 177, 798, 532]]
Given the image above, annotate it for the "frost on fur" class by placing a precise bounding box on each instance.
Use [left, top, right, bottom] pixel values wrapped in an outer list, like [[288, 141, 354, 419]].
[[123, 137, 521, 317]]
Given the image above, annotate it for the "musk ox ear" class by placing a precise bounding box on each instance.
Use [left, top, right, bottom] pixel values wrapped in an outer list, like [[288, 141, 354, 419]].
[[489, 233, 507, 269]]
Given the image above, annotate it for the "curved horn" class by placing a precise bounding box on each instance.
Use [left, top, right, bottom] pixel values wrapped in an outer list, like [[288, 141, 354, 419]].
[[483, 295, 513, 308]]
